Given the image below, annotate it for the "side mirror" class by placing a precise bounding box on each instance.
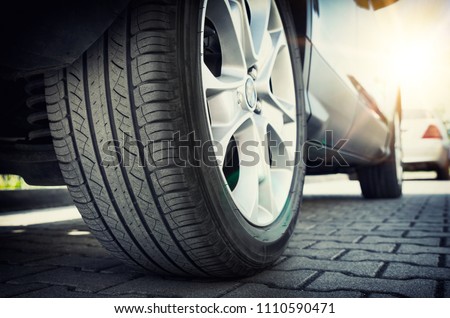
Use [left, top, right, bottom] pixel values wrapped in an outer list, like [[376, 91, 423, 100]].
[[354, 0, 370, 9]]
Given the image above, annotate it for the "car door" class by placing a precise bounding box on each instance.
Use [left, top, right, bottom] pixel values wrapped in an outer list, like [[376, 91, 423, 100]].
[[306, 0, 359, 151], [306, 0, 394, 163], [342, 0, 398, 160]]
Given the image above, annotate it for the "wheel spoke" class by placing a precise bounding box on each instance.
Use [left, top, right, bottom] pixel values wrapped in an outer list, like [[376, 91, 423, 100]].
[[252, 116, 278, 219], [258, 100, 296, 165], [251, 115, 272, 183], [254, 22, 296, 124], [205, 0, 247, 77], [231, 117, 276, 224], [259, 98, 283, 135], [230, 118, 260, 221], [257, 29, 286, 85], [202, 62, 245, 94], [231, 0, 255, 66], [261, 92, 296, 124], [210, 111, 252, 166], [245, 0, 272, 58], [269, 118, 297, 170], [270, 169, 293, 212], [231, 161, 259, 221], [207, 90, 241, 127], [253, 18, 295, 125]]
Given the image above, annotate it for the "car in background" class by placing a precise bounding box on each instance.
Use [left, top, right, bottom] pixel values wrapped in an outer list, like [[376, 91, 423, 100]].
[[402, 108, 450, 180]]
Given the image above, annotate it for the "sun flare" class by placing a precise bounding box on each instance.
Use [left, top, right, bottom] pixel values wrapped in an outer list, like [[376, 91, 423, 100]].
[[388, 41, 435, 84]]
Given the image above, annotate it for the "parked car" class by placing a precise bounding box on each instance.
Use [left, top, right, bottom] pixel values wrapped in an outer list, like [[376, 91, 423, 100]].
[[402, 108, 450, 180], [0, 0, 402, 277]]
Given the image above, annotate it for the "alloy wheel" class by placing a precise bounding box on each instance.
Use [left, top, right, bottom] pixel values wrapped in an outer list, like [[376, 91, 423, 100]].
[[201, 0, 298, 226]]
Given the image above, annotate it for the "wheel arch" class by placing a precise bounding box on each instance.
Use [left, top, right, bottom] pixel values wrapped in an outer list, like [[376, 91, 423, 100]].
[[0, 0, 131, 79], [287, 0, 309, 68]]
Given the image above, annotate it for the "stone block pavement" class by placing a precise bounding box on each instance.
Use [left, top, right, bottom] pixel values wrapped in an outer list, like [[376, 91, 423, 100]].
[[0, 177, 449, 297]]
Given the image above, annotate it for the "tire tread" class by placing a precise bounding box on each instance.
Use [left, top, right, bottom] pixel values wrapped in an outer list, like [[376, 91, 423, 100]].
[[46, 2, 252, 277]]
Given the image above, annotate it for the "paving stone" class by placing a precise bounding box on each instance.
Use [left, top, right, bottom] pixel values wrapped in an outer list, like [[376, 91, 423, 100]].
[[356, 217, 388, 222], [295, 224, 317, 232], [0, 249, 59, 265], [0, 283, 47, 297], [283, 248, 344, 259], [272, 256, 287, 267], [363, 222, 410, 227], [383, 263, 450, 280], [335, 229, 405, 237], [272, 257, 382, 277], [414, 218, 447, 224], [242, 270, 317, 289], [18, 286, 100, 298], [307, 272, 436, 297], [412, 225, 445, 233], [49, 244, 111, 258], [100, 276, 240, 297], [445, 281, 450, 298], [30, 255, 121, 272], [0, 264, 54, 283], [0, 241, 57, 253], [291, 235, 363, 243], [287, 240, 316, 249], [407, 231, 450, 238], [368, 293, 396, 298], [10, 268, 139, 293], [341, 250, 439, 267], [377, 225, 444, 232], [222, 283, 363, 298], [15, 285, 145, 298], [100, 264, 141, 274], [311, 242, 396, 253], [337, 223, 379, 231], [397, 245, 450, 255], [361, 236, 440, 246], [294, 227, 336, 235], [7, 233, 99, 247], [3, 241, 110, 258]]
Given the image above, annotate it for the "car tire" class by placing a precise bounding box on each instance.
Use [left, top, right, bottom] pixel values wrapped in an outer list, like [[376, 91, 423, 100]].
[[436, 158, 449, 180], [45, 0, 305, 277], [357, 111, 403, 199]]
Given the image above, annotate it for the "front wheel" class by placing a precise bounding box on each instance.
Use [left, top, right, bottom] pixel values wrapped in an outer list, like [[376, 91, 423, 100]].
[[45, 0, 306, 277]]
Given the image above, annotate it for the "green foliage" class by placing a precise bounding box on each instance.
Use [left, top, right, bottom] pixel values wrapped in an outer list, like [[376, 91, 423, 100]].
[[0, 175, 26, 190]]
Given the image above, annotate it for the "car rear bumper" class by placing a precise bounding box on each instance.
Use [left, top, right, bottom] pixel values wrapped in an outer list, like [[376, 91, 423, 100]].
[[402, 139, 449, 169]]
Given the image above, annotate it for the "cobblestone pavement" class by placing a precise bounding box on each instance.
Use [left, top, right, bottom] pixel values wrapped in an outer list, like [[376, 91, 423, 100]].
[[0, 176, 449, 298]]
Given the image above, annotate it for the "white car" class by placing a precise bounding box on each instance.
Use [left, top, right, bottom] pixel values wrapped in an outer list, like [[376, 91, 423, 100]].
[[402, 108, 450, 180]]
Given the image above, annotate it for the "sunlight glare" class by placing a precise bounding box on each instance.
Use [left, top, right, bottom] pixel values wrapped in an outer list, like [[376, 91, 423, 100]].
[[387, 39, 435, 86]]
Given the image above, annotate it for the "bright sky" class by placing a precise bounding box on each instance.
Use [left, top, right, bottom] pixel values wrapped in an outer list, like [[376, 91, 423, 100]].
[[380, 0, 450, 119]]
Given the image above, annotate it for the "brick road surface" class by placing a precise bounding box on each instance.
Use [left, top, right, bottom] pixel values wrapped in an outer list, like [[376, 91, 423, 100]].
[[0, 176, 449, 297]]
